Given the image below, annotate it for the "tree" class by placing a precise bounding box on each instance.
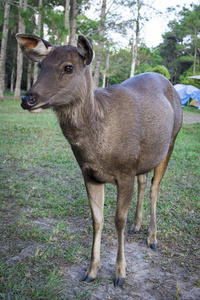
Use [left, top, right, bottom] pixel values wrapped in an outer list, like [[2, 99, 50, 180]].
[[0, 0, 10, 100], [119, 0, 156, 77], [107, 48, 132, 85], [179, 5, 200, 74], [64, 0, 70, 44], [33, 0, 43, 84], [69, 0, 77, 45], [135, 44, 162, 73], [14, 0, 27, 99], [158, 4, 200, 84], [179, 65, 200, 89], [93, 0, 107, 89], [130, 0, 140, 77], [102, 53, 109, 87], [146, 65, 170, 79]]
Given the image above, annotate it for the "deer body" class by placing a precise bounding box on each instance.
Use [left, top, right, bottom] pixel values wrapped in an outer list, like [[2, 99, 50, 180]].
[[16, 34, 182, 287]]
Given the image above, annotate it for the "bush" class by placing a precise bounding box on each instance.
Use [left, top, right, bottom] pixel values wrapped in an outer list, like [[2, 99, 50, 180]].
[[146, 65, 170, 79]]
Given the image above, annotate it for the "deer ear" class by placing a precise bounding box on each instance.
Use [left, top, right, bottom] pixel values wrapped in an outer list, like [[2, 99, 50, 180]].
[[77, 35, 94, 65], [16, 33, 53, 62]]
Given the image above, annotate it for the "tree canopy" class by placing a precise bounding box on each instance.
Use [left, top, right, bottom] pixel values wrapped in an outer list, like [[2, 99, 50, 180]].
[[0, 0, 200, 95]]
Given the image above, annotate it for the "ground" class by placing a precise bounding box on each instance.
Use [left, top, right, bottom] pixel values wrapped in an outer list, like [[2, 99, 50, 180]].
[[1, 108, 200, 299], [5, 215, 199, 300], [182, 110, 200, 124]]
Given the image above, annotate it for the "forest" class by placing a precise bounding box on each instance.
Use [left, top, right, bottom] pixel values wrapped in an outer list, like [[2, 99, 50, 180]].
[[0, 0, 200, 100]]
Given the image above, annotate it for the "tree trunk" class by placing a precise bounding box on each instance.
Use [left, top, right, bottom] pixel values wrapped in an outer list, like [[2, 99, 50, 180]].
[[0, 0, 11, 100], [64, 0, 70, 44], [10, 58, 15, 93], [93, 0, 107, 89], [33, 0, 43, 84], [102, 54, 109, 88], [14, 0, 27, 99], [130, 0, 140, 78], [27, 61, 32, 90], [193, 29, 197, 75], [69, 0, 77, 46], [193, 45, 197, 74]]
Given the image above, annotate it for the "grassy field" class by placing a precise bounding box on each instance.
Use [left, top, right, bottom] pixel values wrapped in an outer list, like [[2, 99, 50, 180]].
[[0, 99, 200, 299]]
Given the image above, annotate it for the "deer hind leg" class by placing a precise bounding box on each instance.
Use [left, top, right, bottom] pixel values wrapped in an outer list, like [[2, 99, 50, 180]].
[[114, 176, 135, 287], [148, 143, 175, 250], [130, 173, 148, 234], [80, 177, 104, 283]]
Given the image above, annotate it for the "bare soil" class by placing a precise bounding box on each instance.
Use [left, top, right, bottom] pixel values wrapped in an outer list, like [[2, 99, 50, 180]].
[[6, 215, 200, 300], [182, 110, 200, 124]]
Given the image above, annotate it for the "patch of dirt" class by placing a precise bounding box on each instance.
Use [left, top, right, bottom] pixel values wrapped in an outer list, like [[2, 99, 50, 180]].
[[62, 238, 199, 300], [182, 111, 200, 124], [5, 216, 199, 299]]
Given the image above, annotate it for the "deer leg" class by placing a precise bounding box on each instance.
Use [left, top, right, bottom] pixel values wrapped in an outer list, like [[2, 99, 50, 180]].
[[130, 173, 148, 234], [148, 143, 175, 250], [114, 176, 135, 287], [80, 177, 104, 283]]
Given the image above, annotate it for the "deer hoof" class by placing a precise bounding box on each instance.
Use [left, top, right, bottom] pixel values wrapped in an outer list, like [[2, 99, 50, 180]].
[[114, 277, 125, 287], [146, 237, 157, 250], [79, 274, 95, 283], [147, 238, 157, 250], [150, 243, 157, 250]]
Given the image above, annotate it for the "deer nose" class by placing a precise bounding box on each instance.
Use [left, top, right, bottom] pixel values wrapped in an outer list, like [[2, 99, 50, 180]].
[[21, 95, 37, 109]]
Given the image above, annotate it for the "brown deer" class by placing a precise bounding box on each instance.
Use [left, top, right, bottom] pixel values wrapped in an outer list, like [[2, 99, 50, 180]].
[[16, 33, 182, 287]]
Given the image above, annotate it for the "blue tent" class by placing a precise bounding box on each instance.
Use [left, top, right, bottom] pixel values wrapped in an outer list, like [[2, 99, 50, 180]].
[[174, 84, 200, 109]]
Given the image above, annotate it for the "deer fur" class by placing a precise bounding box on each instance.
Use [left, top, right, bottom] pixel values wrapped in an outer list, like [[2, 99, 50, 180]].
[[16, 33, 182, 287]]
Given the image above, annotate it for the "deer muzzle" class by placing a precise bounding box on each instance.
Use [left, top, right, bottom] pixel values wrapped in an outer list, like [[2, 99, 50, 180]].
[[21, 95, 37, 110]]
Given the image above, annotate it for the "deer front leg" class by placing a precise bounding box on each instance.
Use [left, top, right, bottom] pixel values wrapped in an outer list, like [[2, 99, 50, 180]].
[[130, 173, 148, 234], [114, 176, 135, 287], [80, 177, 104, 283]]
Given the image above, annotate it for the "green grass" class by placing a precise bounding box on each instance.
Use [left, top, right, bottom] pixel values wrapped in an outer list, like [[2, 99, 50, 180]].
[[183, 105, 200, 114], [0, 99, 200, 298]]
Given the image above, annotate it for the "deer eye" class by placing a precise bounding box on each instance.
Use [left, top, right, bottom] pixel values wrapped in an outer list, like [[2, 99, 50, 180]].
[[64, 65, 74, 73]]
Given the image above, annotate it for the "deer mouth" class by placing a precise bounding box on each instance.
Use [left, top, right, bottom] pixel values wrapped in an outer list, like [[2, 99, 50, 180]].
[[29, 103, 50, 113]]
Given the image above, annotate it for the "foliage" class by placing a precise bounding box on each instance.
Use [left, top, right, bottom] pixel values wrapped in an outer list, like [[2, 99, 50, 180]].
[[179, 65, 200, 89], [146, 65, 170, 79], [135, 44, 163, 74], [107, 48, 132, 85], [1, 1, 200, 91], [159, 4, 200, 84]]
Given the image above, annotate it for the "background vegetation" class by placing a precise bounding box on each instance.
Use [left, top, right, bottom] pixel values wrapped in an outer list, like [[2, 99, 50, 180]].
[[1, 0, 200, 98]]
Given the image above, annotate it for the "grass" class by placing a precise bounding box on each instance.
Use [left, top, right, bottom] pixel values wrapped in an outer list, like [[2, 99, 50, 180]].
[[0, 99, 200, 299], [183, 105, 200, 114]]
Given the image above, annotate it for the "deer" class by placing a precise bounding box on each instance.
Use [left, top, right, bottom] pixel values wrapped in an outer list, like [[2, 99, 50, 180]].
[[16, 33, 182, 287]]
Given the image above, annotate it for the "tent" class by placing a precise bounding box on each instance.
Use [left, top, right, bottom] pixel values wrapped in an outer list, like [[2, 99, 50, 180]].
[[188, 75, 200, 79], [174, 84, 200, 109]]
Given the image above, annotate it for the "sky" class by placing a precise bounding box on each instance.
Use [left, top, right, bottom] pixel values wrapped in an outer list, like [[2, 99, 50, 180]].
[[144, 0, 200, 47], [86, 0, 200, 48]]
